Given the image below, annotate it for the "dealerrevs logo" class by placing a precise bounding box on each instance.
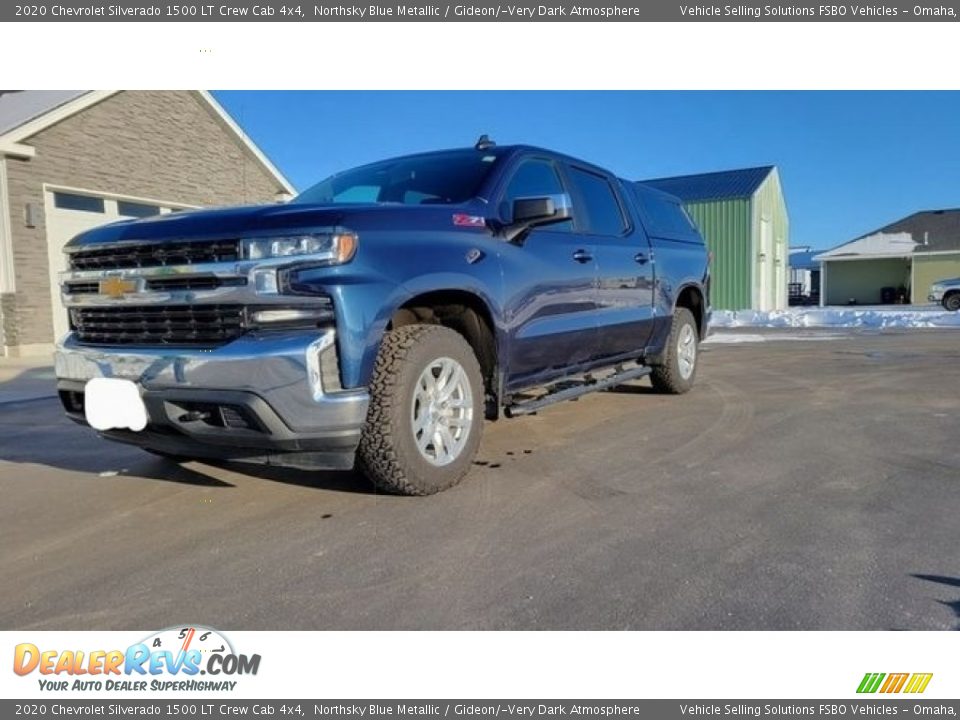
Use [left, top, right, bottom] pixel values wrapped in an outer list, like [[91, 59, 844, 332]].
[[13, 626, 260, 693]]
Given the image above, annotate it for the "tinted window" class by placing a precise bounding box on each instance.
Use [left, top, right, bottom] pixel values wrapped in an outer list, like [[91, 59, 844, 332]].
[[294, 149, 502, 206], [631, 185, 702, 243], [333, 185, 380, 203], [567, 167, 626, 236], [53, 192, 104, 213], [503, 160, 571, 232], [505, 160, 564, 200], [657, 200, 698, 236]]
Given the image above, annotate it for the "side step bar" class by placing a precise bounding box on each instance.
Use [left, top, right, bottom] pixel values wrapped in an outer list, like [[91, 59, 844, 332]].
[[505, 363, 652, 418]]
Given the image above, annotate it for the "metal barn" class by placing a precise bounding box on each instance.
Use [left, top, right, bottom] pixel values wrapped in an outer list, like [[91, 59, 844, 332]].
[[642, 166, 789, 311]]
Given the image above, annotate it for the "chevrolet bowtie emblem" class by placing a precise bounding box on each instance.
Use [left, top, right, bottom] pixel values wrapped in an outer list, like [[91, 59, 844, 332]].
[[99, 277, 137, 298]]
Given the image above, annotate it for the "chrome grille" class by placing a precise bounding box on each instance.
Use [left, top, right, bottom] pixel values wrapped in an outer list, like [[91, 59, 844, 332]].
[[64, 281, 100, 295], [68, 240, 241, 270], [70, 305, 245, 347], [145, 276, 247, 292]]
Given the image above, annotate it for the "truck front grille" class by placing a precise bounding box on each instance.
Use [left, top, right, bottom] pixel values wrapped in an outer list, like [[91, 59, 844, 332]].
[[69, 240, 241, 270], [144, 276, 247, 292], [70, 305, 245, 347]]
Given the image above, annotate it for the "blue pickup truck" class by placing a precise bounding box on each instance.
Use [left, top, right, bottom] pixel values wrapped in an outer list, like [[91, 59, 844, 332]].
[[54, 138, 710, 494]]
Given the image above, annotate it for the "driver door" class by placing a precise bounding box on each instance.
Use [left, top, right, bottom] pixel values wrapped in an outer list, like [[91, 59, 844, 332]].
[[497, 157, 599, 392]]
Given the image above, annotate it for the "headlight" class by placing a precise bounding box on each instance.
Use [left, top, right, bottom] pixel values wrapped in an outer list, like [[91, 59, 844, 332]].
[[241, 232, 358, 264], [931, 284, 943, 292]]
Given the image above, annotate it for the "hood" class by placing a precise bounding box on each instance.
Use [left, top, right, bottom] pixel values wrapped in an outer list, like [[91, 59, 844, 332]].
[[66, 201, 486, 249]]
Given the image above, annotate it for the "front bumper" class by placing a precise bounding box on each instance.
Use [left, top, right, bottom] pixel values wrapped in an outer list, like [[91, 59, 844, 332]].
[[54, 329, 369, 469], [929, 291, 944, 302]]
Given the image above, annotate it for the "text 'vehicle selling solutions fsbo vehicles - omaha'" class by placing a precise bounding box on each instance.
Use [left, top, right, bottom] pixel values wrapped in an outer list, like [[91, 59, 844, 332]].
[[55, 137, 711, 495]]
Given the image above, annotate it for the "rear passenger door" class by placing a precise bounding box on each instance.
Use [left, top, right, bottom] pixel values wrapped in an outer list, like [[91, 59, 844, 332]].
[[497, 157, 599, 391], [565, 165, 655, 360]]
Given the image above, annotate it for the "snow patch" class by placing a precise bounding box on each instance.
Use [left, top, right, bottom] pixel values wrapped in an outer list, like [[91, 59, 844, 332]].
[[704, 333, 769, 344], [712, 307, 960, 329], [704, 332, 843, 344]]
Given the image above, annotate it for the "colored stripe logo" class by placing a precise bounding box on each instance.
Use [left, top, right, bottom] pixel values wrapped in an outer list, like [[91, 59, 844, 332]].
[[857, 672, 933, 694]]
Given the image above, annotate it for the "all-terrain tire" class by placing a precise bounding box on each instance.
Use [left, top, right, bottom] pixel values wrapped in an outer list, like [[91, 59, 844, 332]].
[[650, 307, 699, 395], [358, 324, 484, 495], [943, 293, 960, 312]]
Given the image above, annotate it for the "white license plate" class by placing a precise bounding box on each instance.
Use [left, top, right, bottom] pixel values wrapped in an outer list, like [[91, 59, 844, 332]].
[[84, 377, 148, 432]]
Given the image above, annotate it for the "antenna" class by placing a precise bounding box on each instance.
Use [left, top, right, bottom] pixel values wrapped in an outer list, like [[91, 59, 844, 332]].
[[475, 134, 496, 151]]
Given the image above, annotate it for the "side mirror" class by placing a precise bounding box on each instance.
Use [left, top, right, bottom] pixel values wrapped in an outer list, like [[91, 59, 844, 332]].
[[512, 193, 572, 224], [505, 194, 572, 243]]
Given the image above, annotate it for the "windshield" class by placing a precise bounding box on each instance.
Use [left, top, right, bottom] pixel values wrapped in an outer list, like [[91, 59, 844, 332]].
[[294, 149, 503, 206]]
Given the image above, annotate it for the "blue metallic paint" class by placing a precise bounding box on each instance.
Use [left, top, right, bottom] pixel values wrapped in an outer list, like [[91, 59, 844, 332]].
[[63, 145, 709, 406]]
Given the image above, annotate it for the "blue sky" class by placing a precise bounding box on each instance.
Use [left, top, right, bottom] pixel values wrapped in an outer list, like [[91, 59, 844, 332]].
[[214, 91, 960, 251]]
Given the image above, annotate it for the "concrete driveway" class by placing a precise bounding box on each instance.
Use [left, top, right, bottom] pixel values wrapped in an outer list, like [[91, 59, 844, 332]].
[[1, 329, 958, 630]]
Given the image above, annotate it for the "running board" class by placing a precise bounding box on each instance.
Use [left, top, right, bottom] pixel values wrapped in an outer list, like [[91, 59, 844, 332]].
[[505, 364, 652, 418]]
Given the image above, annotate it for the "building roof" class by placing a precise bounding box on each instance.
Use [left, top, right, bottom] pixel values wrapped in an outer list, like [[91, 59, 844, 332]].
[[815, 232, 916, 261], [816, 209, 960, 261], [0, 90, 293, 193], [864, 209, 960, 254], [0, 91, 88, 136], [639, 165, 775, 202], [788, 250, 821, 270]]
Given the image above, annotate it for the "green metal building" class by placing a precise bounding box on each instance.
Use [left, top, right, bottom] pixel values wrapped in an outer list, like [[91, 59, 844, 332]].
[[642, 166, 789, 311]]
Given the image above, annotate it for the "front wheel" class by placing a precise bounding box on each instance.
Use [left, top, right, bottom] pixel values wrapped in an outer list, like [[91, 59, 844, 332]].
[[943, 293, 960, 312], [650, 307, 699, 394], [358, 324, 484, 495]]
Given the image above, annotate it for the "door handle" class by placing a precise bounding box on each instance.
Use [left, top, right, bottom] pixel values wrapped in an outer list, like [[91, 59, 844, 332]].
[[634, 252, 649, 265], [572, 249, 593, 263]]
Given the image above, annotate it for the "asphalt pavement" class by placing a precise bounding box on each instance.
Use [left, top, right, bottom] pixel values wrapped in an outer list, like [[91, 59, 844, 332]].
[[1, 328, 959, 630]]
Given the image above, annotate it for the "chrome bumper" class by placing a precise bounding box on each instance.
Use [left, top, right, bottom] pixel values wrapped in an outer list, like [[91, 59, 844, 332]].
[[54, 329, 369, 438]]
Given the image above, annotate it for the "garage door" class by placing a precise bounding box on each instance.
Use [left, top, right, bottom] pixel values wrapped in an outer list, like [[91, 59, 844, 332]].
[[44, 188, 190, 342]]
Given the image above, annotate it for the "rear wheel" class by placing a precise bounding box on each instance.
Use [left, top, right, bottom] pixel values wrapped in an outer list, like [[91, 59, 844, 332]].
[[650, 307, 699, 394], [943, 292, 960, 312], [358, 324, 484, 495]]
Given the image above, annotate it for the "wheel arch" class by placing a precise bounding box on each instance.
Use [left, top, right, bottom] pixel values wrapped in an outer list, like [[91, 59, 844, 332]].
[[944, 289, 960, 310], [674, 283, 707, 339], [375, 287, 502, 416]]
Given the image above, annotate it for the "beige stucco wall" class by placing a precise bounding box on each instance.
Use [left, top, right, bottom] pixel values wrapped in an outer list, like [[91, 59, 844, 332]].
[[912, 253, 960, 304], [1, 90, 286, 352], [823, 258, 912, 305]]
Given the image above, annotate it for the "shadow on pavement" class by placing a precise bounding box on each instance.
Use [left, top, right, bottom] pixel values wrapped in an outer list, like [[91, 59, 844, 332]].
[[912, 574, 960, 630], [0, 365, 57, 403], [194, 458, 376, 495], [0, 396, 376, 495], [606, 381, 658, 395]]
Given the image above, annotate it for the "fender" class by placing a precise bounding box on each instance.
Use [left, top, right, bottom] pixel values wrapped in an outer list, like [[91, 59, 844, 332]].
[[341, 271, 506, 389]]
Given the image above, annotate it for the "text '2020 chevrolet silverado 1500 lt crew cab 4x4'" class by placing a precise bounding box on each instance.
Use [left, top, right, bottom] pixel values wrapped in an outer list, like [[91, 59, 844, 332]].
[[55, 138, 710, 495]]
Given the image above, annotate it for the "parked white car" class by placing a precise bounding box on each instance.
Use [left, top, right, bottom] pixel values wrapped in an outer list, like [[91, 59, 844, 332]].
[[929, 278, 960, 311]]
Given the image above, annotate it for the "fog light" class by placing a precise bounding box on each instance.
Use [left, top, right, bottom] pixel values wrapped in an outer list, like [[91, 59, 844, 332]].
[[251, 308, 332, 324], [306, 332, 336, 401]]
